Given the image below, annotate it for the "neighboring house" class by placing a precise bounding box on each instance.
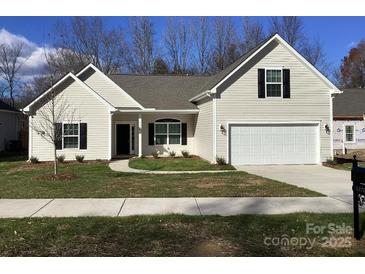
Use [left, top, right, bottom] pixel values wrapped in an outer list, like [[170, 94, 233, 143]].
[[333, 88, 365, 154], [23, 34, 341, 165], [0, 99, 21, 151]]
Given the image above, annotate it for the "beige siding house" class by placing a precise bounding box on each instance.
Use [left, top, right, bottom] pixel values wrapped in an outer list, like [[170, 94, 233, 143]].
[[23, 34, 341, 164], [0, 100, 21, 151]]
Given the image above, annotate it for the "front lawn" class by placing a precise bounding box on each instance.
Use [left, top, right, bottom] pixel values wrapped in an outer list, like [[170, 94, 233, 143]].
[[0, 157, 322, 198], [0, 213, 364, 256], [129, 157, 235, 171]]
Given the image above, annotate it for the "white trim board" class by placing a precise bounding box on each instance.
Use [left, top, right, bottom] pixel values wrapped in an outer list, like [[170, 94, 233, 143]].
[[116, 109, 199, 114]]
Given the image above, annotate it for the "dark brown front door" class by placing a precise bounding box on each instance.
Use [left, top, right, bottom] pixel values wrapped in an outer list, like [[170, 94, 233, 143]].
[[116, 124, 130, 155]]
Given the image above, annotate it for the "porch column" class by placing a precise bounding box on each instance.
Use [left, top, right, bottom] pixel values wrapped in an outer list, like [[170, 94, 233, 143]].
[[138, 114, 142, 157], [108, 111, 113, 160]]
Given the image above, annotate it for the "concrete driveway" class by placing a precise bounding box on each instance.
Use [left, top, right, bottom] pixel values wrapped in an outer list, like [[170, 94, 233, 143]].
[[235, 165, 352, 204]]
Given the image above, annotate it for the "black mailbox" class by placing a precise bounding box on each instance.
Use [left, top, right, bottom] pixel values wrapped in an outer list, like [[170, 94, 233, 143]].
[[351, 156, 365, 240]]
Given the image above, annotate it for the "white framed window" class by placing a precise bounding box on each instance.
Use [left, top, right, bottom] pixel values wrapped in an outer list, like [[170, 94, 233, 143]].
[[344, 124, 355, 143], [265, 68, 283, 97], [63, 123, 79, 149], [155, 120, 181, 145]]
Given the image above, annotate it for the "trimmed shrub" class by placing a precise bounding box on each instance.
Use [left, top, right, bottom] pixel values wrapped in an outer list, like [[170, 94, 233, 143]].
[[30, 156, 39, 164], [151, 150, 159, 159], [57, 154, 65, 163], [181, 150, 190, 158], [169, 151, 176, 158], [75, 155, 85, 163], [216, 156, 227, 165]]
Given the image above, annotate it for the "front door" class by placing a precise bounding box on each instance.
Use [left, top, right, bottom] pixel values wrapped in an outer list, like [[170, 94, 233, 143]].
[[116, 124, 130, 155]]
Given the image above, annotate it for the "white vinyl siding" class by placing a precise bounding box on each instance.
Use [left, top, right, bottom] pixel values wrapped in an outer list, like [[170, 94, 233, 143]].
[[215, 41, 332, 163], [194, 98, 214, 162], [82, 68, 141, 108], [30, 79, 110, 161]]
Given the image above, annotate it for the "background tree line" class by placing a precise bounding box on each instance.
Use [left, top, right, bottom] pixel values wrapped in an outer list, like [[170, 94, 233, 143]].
[[0, 16, 357, 108]]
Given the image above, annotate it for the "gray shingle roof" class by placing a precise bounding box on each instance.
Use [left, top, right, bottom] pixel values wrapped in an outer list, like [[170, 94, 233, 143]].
[[108, 74, 210, 109], [0, 100, 19, 112], [108, 34, 276, 109], [333, 88, 365, 117]]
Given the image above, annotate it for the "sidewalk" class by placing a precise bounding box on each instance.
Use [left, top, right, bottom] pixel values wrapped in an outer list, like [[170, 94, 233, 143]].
[[0, 197, 354, 218], [109, 159, 238, 174]]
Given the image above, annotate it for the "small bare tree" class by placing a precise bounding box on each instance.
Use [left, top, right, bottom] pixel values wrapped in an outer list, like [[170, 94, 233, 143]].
[[30, 54, 76, 175], [0, 42, 28, 107]]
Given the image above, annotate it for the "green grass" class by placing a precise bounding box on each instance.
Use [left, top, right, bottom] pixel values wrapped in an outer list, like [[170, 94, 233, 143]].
[[129, 157, 235, 171], [0, 157, 322, 198], [0, 213, 364, 256]]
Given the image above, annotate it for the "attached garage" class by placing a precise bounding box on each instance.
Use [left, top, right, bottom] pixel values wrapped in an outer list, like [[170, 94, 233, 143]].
[[229, 123, 320, 165]]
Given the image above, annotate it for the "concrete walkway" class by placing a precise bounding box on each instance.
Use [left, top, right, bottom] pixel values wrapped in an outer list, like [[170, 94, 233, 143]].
[[235, 165, 353, 204], [0, 197, 354, 218], [109, 159, 238, 174]]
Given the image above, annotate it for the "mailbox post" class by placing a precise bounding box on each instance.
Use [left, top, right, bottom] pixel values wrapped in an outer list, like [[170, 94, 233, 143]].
[[351, 155, 365, 240]]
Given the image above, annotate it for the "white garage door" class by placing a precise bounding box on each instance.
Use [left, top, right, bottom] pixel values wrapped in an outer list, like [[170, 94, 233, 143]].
[[229, 123, 319, 165]]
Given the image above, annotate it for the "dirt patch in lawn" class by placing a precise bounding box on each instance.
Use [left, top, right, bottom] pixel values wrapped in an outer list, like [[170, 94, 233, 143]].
[[33, 173, 78, 181], [189, 238, 238, 256]]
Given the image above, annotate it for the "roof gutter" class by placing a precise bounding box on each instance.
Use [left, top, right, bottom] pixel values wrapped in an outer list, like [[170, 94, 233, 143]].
[[116, 109, 199, 114], [189, 90, 215, 103]]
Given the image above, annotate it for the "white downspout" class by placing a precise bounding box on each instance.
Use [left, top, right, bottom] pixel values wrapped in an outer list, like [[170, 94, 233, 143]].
[[28, 115, 32, 160], [138, 114, 142, 157], [108, 112, 113, 160], [212, 93, 217, 163]]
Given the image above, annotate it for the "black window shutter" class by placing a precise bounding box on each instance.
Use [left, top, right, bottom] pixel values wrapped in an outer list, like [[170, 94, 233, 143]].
[[181, 123, 187, 145], [283, 69, 290, 98], [55, 123, 62, 150], [258, 69, 265, 98], [80, 123, 87, 149], [148, 123, 154, 145]]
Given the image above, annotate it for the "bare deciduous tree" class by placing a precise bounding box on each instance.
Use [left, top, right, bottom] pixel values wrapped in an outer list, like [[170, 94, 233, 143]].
[[240, 17, 266, 54], [269, 16, 304, 47], [127, 17, 156, 74], [0, 42, 27, 106], [269, 16, 330, 75], [51, 17, 127, 74], [164, 18, 191, 74], [211, 17, 239, 72], [192, 17, 211, 74], [301, 38, 330, 76]]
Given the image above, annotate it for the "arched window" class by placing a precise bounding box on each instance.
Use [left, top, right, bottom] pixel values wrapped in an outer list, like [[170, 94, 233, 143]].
[[155, 118, 181, 145]]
